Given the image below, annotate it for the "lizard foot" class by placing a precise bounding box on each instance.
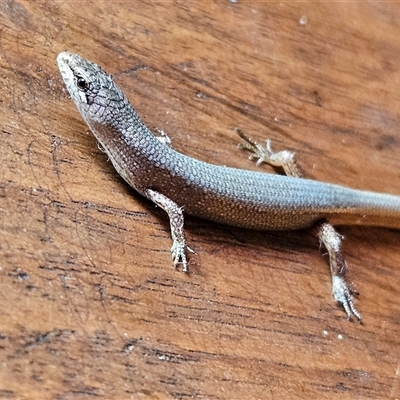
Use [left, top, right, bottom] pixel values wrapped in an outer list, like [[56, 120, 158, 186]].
[[236, 127, 275, 166], [236, 127, 302, 177], [171, 240, 194, 273], [332, 275, 362, 322]]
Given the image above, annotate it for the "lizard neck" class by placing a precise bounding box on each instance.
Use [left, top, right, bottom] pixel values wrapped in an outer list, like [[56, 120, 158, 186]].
[[88, 116, 169, 195]]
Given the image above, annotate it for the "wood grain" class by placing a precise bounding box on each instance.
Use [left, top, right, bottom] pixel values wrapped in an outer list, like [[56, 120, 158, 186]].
[[0, 1, 399, 399]]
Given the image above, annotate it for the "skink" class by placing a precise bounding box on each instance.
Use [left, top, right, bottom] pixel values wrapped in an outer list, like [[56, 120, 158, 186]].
[[57, 51, 400, 321]]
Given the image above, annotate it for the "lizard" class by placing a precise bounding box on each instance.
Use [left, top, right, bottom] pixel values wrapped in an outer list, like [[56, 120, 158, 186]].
[[57, 51, 400, 322]]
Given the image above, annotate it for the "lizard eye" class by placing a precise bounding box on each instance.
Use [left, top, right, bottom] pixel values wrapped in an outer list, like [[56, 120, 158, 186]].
[[76, 76, 88, 91]]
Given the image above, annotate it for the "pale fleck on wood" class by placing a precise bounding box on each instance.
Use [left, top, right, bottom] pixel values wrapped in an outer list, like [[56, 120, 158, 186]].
[[0, 2, 400, 399]]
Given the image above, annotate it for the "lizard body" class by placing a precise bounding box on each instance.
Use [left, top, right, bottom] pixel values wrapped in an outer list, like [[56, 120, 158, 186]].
[[57, 51, 400, 321]]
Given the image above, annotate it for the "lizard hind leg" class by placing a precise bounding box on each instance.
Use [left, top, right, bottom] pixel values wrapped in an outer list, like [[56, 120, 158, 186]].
[[236, 128, 362, 321], [317, 222, 362, 322]]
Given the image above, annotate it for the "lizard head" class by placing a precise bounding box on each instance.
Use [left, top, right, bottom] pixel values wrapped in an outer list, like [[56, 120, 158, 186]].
[[57, 51, 124, 125]]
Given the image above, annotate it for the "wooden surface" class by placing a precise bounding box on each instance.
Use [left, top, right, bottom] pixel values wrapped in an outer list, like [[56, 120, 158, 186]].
[[1, 1, 400, 399]]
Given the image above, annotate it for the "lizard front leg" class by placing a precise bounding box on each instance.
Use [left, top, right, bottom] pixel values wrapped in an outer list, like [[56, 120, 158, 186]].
[[146, 189, 193, 272]]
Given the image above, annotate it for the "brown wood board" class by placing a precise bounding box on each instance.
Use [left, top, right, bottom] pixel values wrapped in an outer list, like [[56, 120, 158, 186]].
[[0, 1, 399, 399]]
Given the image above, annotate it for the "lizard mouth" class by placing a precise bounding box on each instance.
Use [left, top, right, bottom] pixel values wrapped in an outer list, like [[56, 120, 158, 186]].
[[57, 52, 74, 84], [57, 52, 91, 107], [57, 52, 77, 101]]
